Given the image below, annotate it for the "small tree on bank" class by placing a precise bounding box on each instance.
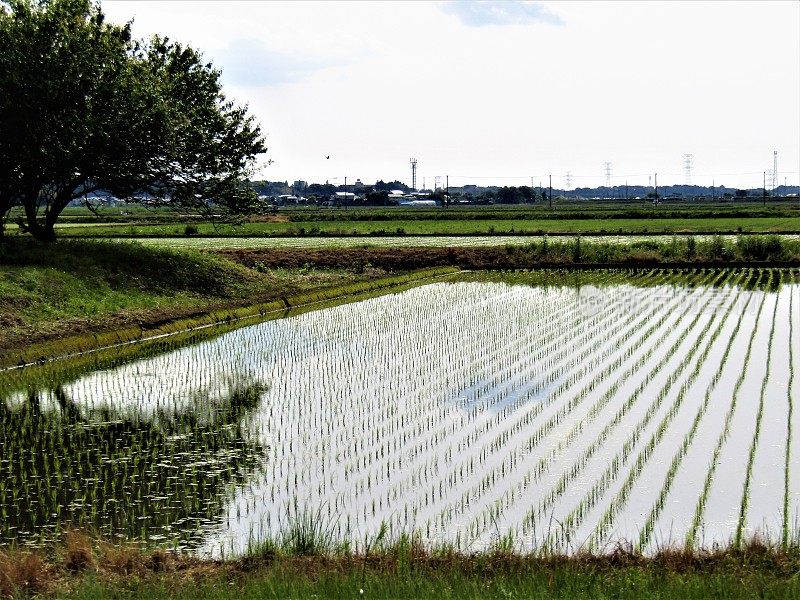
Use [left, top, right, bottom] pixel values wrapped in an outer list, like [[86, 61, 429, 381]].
[[0, 0, 267, 241]]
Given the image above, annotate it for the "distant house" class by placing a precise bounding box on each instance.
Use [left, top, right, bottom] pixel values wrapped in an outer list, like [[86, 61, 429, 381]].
[[277, 194, 307, 204], [333, 192, 357, 202]]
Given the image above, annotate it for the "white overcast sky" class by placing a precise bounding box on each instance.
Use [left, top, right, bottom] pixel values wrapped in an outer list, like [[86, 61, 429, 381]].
[[101, 1, 800, 189]]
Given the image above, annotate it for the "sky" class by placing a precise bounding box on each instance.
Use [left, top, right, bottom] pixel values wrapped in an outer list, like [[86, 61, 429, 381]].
[[101, 1, 800, 190]]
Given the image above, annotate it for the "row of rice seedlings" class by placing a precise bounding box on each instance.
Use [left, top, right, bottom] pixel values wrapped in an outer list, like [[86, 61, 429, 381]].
[[784, 284, 796, 549], [735, 271, 783, 547], [543, 271, 740, 551], [585, 273, 750, 552], [636, 288, 758, 552], [455, 269, 705, 542], [686, 272, 772, 548]]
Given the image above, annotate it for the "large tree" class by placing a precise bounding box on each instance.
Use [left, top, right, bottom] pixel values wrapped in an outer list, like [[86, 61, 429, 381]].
[[0, 0, 267, 241]]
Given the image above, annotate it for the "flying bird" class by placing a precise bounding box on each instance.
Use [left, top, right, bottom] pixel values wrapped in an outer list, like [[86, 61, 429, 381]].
[[325, 156, 330, 159]]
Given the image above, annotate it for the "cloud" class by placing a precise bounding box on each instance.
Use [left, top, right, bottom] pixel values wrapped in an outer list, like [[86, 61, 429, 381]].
[[440, 1, 564, 27], [213, 38, 349, 87]]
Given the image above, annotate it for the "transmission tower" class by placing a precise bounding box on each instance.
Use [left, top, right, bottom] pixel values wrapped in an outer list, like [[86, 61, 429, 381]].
[[564, 171, 572, 190], [683, 154, 693, 185], [435, 175, 441, 190], [773, 150, 778, 192], [409, 158, 417, 191], [603, 162, 612, 188]]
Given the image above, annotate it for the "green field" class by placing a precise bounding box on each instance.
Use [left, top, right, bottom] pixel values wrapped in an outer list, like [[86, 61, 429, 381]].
[[14, 216, 800, 236], [121, 232, 800, 250]]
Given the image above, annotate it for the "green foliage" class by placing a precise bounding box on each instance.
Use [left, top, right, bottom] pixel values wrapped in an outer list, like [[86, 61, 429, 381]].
[[708, 236, 727, 259], [737, 235, 785, 261], [686, 235, 697, 259], [0, 0, 267, 241], [571, 235, 582, 262]]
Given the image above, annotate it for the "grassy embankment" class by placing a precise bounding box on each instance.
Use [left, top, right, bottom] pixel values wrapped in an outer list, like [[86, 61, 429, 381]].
[[1, 533, 799, 599], [0, 238, 398, 360], [2, 235, 798, 359], [224, 234, 800, 271]]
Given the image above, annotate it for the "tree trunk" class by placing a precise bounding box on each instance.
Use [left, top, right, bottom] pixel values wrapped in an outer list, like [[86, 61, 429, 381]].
[[21, 185, 75, 242], [23, 207, 57, 242], [22, 195, 56, 241]]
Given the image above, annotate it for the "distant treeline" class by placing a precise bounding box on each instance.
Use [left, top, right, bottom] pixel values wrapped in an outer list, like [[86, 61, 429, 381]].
[[248, 179, 799, 205]]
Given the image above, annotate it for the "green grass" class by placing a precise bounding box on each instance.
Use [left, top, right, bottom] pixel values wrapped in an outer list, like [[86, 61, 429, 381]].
[[61, 563, 798, 599], [214, 235, 800, 270], [19, 216, 800, 236], [0, 238, 386, 354], [2, 533, 798, 600], [13, 201, 800, 222]]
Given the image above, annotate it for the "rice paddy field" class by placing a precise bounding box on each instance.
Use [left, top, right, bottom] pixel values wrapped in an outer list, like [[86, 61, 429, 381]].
[[1, 268, 799, 559], [109, 233, 800, 250]]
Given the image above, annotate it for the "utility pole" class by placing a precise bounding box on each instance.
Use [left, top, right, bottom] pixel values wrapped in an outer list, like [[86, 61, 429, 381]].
[[712, 180, 715, 201], [549, 174, 552, 209], [344, 176, 347, 208], [446, 175, 449, 208], [763, 171, 767, 207], [654, 173, 658, 205]]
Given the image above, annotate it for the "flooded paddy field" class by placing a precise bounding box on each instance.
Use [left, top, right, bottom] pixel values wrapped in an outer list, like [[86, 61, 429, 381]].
[[118, 233, 800, 251], [1, 268, 798, 557]]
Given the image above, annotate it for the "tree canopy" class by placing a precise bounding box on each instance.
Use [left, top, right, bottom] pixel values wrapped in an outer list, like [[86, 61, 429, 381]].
[[0, 0, 267, 240]]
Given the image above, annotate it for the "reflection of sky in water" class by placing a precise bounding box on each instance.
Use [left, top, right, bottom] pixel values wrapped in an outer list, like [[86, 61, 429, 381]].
[[2, 272, 799, 556]]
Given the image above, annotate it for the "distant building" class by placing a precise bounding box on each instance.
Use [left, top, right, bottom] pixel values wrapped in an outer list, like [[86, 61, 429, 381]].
[[399, 199, 438, 207]]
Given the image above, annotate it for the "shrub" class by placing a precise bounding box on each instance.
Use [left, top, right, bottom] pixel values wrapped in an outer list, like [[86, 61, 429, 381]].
[[572, 236, 582, 262], [686, 236, 697, 259], [737, 235, 784, 261], [708, 236, 726, 260]]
